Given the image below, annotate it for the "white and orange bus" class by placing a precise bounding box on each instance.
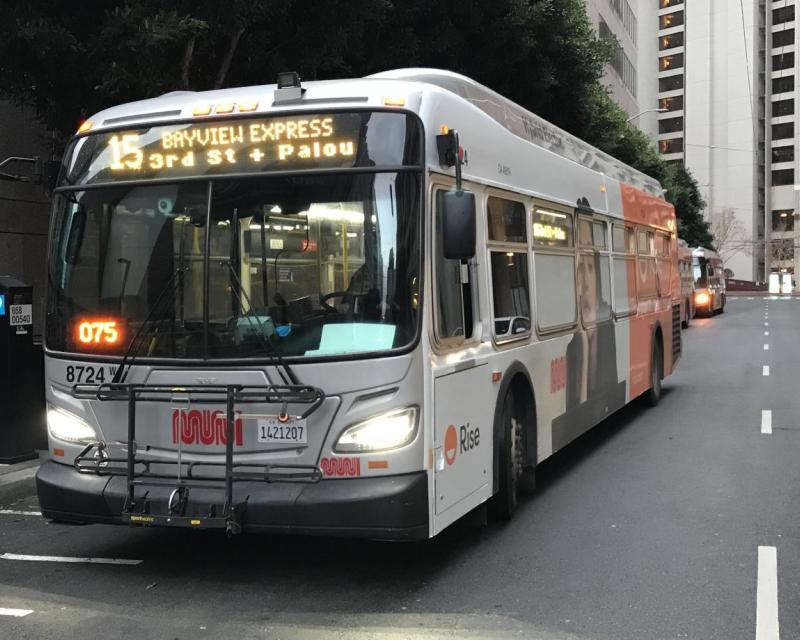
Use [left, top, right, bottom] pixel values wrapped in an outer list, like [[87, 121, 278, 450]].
[[38, 69, 680, 538], [692, 247, 726, 315]]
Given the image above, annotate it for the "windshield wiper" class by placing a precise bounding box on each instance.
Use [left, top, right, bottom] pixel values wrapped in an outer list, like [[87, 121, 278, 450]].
[[222, 259, 300, 386], [111, 266, 185, 384]]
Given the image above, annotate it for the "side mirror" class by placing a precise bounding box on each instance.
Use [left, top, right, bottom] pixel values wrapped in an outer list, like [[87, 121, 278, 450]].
[[441, 190, 476, 260]]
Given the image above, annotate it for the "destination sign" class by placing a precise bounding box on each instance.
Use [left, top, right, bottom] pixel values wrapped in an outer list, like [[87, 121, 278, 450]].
[[74, 113, 367, 185]]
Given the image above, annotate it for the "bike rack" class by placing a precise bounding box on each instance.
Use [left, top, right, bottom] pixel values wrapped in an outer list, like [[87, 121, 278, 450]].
[[72, 382, 326, 535]]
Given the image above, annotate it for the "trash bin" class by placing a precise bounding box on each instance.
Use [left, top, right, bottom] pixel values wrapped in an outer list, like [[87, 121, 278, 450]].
[[0, 275, 40, 462]]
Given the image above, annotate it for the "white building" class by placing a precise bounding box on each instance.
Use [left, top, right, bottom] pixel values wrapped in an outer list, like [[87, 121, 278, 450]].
[[656, 0, 798, 285], [585, 0, 660, 139]]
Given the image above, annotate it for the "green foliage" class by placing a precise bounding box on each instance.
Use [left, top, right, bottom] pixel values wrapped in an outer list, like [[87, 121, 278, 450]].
[[0, 0, 710, 244]]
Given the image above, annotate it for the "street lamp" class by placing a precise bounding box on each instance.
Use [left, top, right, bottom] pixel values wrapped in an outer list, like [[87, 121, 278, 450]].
[[626, 108, 668, 123]]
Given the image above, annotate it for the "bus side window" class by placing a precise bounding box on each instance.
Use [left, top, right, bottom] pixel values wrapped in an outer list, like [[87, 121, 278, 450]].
[[637, 228, 657, 299], [577, 217, 612, 326], [434, 189, 474, 342], [487, 196, 530, 340], [532, 205, 576, 331], [611, 223, 636, 317], [656, 232, 672, 297]]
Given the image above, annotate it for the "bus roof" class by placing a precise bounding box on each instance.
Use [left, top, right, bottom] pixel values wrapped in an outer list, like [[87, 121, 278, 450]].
[[368, 69, 663, 196], [81, 68, 666, 205], [692, 247, 722, 262]]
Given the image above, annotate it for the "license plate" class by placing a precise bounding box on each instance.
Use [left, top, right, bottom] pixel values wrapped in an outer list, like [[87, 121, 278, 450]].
[[257, 418, 307, 444]]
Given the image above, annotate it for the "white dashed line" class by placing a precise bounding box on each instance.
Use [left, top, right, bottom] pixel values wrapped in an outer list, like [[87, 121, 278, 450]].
[[749, 297, 755, 300], [761, 410, 773, 435], [0, 553, 142, 566], [0, 608, 33, 617], [763, 366, 770, 376], [0, 510, 41, 517], [765, 331, 770, 336], [765, 322, 769, 327], [756, 546, 779, 640], [764, 344, 770, 351]]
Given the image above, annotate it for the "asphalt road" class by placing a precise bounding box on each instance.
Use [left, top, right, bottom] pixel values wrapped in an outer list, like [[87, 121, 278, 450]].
[[1, 296, 798, 640]]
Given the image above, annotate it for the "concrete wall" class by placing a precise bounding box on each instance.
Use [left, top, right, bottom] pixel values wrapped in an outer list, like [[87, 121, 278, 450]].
[[0, 102, 53, 338]]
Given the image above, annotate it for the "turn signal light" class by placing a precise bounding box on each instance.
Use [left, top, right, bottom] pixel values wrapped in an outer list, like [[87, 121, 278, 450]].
[[192, 104, 213, 116], [383, 96, 406, 107], [695, 291, 710, 306], [77, 120, 93, 134]]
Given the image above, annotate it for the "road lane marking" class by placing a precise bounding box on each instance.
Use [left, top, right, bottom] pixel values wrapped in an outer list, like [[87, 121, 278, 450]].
[[765, 331, 770, 336], [0, 553, 142, 566], [764, 344, 770, 351], [749, 297, 755, 299], [763, 366, 770, 377], [762, 410, 772, 435], [765, 322, 769, 327], [0, 510, 41, 517], [756, 546, 779, 640], [0, 608, 33, 617]]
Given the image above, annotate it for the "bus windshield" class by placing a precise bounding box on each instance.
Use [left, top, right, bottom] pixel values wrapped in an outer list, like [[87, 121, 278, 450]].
[[692, 258, 708, 287], [47, 172, 420, 360]]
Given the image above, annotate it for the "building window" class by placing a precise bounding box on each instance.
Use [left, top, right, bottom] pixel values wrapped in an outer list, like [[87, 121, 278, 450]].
[[772, 169, 795, 186], [773, 52, 795, 71], [772, 146, 795, 163], [660, 53, 684, 71], [659, 138, 684, 154], [659, 0, 683, 9], [773, 99, 795, 117], [659, 11, 684, 30], [658, 116, 684, 134], [659, 74, 684, 92], [772, 210, 795, 233], [773, 5, 796, 26], [772, 122, 794, 140], [608, 0, 637, 43], [659, 32, 684, 50], [773, 75, 795, 95], [773, 29, 795, 48], [660, 95, 684, 111]]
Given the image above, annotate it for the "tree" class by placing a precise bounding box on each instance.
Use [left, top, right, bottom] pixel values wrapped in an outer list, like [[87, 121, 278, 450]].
[[0, 0, 712, 247], [710, 209, 749, 263]]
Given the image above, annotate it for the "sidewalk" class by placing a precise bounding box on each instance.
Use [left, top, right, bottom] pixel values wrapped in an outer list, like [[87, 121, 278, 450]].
[[0, 451, 46, 489]]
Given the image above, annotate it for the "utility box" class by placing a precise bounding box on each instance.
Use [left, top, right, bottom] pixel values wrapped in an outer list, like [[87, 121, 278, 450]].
[[0, 275, 39, 462]]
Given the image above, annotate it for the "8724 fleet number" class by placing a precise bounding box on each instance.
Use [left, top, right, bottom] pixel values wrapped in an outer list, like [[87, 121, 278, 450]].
[[65, 365, 117, 384]]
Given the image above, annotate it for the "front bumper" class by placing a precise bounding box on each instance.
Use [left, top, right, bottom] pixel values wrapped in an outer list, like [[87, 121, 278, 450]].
[[36, 461, 429, 540]]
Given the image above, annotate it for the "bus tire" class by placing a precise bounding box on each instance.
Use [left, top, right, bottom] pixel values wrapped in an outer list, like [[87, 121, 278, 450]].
[[645, 337, 663, 407], [683, 298, 691, 328], [490, 389, 525, 521]]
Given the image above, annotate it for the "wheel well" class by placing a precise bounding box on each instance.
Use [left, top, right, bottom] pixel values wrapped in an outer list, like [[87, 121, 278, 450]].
[[491, 364, 537, 493]]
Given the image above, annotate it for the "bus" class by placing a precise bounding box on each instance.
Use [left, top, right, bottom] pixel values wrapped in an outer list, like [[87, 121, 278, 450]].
[[38, 68, 680, 539], [692, 247, 726, 315], [678, 239, 694, 327]]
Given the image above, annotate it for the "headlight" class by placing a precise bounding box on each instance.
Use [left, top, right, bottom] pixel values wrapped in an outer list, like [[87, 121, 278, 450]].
[[695, 291, 710, 305], [334, 407, 418, 453], [47, 406, 97, 444]]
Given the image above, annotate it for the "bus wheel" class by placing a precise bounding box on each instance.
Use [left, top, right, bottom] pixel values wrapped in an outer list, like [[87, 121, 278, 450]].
[[683, 299, 691, 328], [491, 390, 525, 521], [645, 339, 663, 407]]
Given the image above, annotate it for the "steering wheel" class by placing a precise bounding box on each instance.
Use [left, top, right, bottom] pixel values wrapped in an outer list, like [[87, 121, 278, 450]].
[[320, 291, 358, 314]]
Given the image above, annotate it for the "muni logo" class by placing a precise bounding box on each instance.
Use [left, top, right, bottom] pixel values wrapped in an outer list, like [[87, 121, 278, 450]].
[[172, 409, 243, 446], [444, 423, 481, 466]]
